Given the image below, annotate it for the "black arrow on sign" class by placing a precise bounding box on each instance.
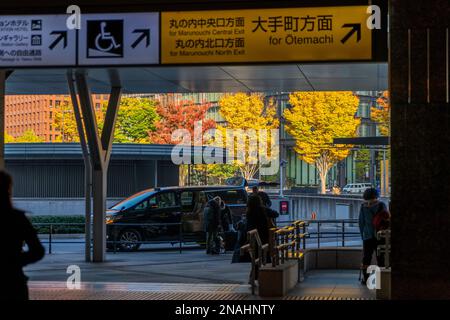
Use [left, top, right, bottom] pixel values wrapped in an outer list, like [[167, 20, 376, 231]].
[[340, 23, 361, 44], [49, 31, 68, 50], [131, 29, 151, 49]]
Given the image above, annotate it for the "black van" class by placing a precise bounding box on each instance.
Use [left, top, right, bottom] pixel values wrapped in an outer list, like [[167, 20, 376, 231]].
[[106, 185, 248, 251]]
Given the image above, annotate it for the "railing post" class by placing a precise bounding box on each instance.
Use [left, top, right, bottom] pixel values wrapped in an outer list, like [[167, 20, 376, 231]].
[[342, 220, 345, 247], [113, 224, 117, 254], [317, 222, 321, 248], [48, 224, 52, 254], [179, 223, 183, 254], [302, 223, 306, 250], [269, 228, 276, 267]]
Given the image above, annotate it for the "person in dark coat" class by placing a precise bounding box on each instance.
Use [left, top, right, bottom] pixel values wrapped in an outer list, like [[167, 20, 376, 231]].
[[219, 200, 234, 232], [1, 170, 45, 300], [204, 197, 222, 254], [246, 195, 270, 245], [257, 190, 272, 208], [256, 191, 278, 227]]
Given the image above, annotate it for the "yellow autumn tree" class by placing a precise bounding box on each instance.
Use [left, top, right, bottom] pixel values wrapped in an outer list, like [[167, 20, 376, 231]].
[[371, 91, 390, 136], [217, 93, 279, 180], [15, 129, 44, 143], [284, 92, 360, 194], [5, 133, 15, 143]]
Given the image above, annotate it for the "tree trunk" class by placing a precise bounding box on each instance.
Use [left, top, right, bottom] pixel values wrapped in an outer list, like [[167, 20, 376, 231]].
[[316, 155, 331, 194], [319, 172, 327, 194], [240, 164, 258, 180]]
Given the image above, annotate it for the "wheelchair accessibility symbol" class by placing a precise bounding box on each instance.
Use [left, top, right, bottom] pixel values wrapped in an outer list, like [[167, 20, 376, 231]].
[[87, 20, 123, 58]]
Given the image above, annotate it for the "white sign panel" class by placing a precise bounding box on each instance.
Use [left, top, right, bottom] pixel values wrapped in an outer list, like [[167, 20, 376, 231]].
[[78, 13, 159, 65], [0, 15, 76, 67]]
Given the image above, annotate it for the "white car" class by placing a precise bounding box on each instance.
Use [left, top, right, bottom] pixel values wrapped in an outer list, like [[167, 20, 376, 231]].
[[342, 183, 373, 194]]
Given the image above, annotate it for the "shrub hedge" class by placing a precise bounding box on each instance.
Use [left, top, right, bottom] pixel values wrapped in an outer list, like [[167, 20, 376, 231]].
[[30, 215, 85, 234]]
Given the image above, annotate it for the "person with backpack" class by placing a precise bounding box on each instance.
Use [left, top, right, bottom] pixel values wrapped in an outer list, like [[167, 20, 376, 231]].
[[358, 187, 390, 285]]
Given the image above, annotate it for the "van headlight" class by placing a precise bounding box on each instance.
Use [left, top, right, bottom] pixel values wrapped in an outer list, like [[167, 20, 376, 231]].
[[106, 215, 122, 224]]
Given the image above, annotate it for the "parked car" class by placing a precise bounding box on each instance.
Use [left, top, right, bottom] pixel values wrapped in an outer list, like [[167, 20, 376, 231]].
[[342, 183, 373, 194], [106, 185, 248, 251]]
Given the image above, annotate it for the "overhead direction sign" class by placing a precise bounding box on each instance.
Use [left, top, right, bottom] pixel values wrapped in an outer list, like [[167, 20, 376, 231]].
[[0, 15, 76, 67], [78, 13, 159, 66], [161, 6, 372, 64]]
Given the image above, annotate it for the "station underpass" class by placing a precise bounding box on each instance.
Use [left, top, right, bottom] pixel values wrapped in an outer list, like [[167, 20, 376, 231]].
[[1, 0, 449, 301], [2, 62, 386, 300]]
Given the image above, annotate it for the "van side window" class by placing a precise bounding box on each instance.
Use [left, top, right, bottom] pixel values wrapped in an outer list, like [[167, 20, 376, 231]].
[[157, 192, 177, 208], [217, 190, 246, 205], [180, 191, 194, 211], [148, 192, 177, 209], [134, 199, 149, 211]]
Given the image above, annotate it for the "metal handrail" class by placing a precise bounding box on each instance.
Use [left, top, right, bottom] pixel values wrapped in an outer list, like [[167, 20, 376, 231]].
[[240, 229, 269, 294], [33, 222, 190, 254], [278, 219, 361, 248], [32, 218, 363, 255]]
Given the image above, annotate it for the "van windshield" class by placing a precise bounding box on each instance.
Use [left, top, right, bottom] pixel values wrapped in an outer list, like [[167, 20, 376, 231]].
[[110, 190, 155, 211]]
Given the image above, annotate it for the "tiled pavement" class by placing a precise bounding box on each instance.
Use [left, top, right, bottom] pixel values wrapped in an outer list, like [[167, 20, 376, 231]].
[[29, 270, 374, 300], [26, 249, 375, 300]]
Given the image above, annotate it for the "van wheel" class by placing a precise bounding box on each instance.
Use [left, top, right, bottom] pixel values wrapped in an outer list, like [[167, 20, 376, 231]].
[[118, 229, 142, 252]]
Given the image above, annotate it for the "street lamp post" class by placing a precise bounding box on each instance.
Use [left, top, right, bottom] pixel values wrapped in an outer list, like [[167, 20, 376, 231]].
[[279, 159, 288, 197]]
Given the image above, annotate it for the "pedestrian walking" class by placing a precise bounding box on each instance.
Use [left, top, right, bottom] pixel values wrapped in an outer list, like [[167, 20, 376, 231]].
[[358, 187, 390, 285], [204, 196, 222, 254], [256, 191, 278, 228], [246, 195, 270, 247], [1, 170, 45, 300], [244, 195, 271, 280]]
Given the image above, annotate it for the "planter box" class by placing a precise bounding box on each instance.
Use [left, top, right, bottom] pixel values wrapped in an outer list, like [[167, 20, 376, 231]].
[[258, 261, 298, 297]]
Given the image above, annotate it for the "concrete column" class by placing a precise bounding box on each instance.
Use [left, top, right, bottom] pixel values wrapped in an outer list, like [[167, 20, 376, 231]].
[[154, 159, 158, 187], [0, 71, 5, 170], [390, 0, 450, 299], [92, 167, 106, 261], [369, 150, 376, 186], [75, 70, 121, 262], [67, 71, 92, 262]]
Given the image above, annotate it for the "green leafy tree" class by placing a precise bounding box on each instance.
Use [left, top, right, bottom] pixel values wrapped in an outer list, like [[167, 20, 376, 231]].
[[355, 149, 370, 182], [207, 164, 239, 184], [54, 97, 159, 143], [99, 97, 159, 143]]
